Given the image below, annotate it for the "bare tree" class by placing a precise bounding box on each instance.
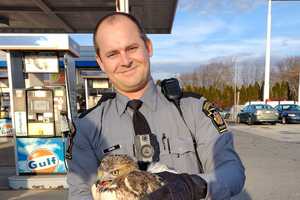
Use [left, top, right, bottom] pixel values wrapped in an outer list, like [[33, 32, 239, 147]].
[[275, 56, 300, 97], [239, 59, 264, 85], [180, 59, 235, 89]]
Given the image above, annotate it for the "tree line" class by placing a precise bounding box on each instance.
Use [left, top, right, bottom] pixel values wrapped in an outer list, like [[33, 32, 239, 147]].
[[178, 56, 300, 109], [183, 81, 296, 109]]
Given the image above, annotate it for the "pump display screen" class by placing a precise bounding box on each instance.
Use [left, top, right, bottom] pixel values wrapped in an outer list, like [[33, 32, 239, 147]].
[[92, 80, 109, 89], [30, 100, 50, 112]]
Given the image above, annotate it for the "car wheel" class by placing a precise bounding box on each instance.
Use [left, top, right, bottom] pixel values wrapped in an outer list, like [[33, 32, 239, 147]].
[[237, 116, 240, 124], [226, 113, 230, 120], [247, 116, 253, 125], [282, 117, 286, 124]]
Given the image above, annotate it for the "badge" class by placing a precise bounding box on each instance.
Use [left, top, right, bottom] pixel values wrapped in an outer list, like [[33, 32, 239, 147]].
[[202, 100, 227, 134], [103, 144, 121, 154]]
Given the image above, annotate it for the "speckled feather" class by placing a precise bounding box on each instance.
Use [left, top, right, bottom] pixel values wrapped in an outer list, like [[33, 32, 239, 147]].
[[91, 155, 164, 200]]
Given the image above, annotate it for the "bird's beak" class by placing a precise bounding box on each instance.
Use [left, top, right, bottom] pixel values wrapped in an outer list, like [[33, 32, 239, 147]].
[[97, 170, 104, 180], [97, 171, 113, 181], [96, 171, 113, 189]]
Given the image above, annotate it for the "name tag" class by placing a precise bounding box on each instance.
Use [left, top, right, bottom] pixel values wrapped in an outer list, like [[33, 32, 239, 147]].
[[103, 144, 121, 154]]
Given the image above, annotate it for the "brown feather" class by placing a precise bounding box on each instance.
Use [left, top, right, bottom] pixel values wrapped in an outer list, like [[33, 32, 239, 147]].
[[92, 154, 164, 200]]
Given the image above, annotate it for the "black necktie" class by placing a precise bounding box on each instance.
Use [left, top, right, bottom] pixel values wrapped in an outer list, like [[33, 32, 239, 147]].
[[127, 100, 153, 171], [127, 100, 152, 135]]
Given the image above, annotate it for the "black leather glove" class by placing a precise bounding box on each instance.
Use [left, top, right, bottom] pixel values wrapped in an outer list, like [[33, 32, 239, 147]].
[[143, 171, 207, 200]]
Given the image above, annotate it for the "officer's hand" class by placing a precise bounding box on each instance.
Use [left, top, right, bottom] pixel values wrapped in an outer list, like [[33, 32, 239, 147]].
[[143, 171, 207, 200]]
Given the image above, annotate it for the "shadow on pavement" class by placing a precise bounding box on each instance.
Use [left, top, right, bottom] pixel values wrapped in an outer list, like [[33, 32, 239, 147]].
[[0, 138, 15, 189], [0, 189, 68, 200], [232, 189, 252, 200], [0, 137, 15, 167]]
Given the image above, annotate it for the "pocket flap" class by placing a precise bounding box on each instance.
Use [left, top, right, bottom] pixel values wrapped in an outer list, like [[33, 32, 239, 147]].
[[170, 137, 195, 155]]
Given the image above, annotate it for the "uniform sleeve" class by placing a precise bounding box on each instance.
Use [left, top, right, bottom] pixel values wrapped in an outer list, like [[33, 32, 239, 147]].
[[67, 117, 102, 200], [191, 98, 245, 199]]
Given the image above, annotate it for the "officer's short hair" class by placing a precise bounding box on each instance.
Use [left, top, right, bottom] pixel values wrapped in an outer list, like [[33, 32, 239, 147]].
[[93, 12, 149, 56]]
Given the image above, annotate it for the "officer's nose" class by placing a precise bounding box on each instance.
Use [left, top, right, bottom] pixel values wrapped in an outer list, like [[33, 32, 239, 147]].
[[120, 52, 132, 67]]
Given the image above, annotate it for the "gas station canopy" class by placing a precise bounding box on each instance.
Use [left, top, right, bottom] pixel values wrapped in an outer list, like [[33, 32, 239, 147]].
[[0, 0, 177, 34]]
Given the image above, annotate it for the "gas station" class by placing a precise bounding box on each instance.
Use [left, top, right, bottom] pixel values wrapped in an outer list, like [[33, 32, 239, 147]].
[[1, 34, 79, 188], [0, 0, 177, 190]]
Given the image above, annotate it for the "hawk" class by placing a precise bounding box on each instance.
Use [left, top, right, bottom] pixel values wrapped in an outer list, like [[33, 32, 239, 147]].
[[91, 154, 165, 200]]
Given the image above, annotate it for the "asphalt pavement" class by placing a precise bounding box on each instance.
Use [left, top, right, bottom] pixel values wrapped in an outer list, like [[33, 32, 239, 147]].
[[231, 123, 300, 200]]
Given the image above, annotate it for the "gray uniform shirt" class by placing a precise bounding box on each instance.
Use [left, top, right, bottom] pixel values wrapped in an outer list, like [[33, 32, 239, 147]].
[[67, 79, 245, 200]]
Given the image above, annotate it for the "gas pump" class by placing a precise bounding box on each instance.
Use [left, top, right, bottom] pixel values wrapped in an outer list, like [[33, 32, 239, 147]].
[[80, 70, 113, 110], [26, 88, 55, 136], [0, 34, 79, 188], [0, 72, 12, 136], [13, 85, 70, 174], [25, 87, 68, 137], [0, 83, 12, 137]]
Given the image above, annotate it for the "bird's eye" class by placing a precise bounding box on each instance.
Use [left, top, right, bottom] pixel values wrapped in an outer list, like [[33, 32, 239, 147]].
[[111, 170, 120, 176]]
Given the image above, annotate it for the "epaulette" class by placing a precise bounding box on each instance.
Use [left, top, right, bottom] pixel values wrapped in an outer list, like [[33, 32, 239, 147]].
[[79, 92, 116, 118]]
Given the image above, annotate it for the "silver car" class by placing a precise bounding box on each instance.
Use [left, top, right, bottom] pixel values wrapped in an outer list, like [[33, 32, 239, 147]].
[[237, 104, 278, 125]]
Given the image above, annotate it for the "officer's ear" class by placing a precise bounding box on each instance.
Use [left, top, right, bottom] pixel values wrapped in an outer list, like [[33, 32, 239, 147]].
[[145, 39, 153, 58], [96, 54, 106, 73]]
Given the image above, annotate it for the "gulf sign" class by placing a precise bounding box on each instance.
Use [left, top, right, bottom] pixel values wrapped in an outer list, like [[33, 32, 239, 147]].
[[27, 148, 59, 173], [16, 138, 67, 174]]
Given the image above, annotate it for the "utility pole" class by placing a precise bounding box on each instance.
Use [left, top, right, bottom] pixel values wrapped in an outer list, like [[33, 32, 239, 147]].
[[116, 0, 129, 13], [263, 0, 272, 102], [234, 60, 238, 122], [264, 0, 300, 103], [298, 72, 300, 105]]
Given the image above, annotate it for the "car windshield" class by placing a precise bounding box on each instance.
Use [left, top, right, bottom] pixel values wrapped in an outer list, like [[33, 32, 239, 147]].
[[282, 105, 300, 111], [254, 104, 273, 110]]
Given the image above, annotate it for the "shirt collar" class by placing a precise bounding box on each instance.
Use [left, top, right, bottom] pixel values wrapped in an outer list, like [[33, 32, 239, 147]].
[[115, 78, 158, 116]]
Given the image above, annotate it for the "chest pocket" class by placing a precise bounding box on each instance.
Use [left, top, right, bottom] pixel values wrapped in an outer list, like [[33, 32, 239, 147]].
[[160, 136, 199, 174], [99, 119, 135, 159], [99, 139, 135, 160]]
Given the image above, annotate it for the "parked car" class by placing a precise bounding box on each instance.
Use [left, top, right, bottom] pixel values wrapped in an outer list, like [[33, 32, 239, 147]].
[[274, 104, 300, 124], [216, 108, 231, 120], [237, 104, 278, 125]]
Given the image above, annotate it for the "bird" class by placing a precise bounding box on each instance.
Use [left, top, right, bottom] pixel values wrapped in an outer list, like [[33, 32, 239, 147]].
[[91, 154, 165, 200]]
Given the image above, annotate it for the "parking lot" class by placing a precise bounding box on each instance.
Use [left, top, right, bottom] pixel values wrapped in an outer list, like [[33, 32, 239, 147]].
[[230, 123, 300, 143], [230, 123, 300, 200]]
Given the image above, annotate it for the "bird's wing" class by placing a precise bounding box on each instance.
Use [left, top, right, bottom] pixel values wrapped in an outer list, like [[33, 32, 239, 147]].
[[124, 171, 163, 195]]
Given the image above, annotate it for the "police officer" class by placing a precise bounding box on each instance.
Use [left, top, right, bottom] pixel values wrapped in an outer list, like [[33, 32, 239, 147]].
[[67, 12, 245, 200]]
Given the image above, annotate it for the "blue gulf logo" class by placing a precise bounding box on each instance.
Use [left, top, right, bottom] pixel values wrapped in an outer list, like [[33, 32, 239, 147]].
[[27, 148, 59, 173]]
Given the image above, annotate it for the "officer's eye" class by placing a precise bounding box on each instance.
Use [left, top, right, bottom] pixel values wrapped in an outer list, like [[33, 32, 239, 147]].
[[111, 170, 119, 176], [126, 45, 138, 53], [106, 51, 119, 58]]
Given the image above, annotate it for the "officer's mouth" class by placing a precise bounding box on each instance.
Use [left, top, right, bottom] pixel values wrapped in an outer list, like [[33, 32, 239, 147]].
[[119, 66, 138, 75]]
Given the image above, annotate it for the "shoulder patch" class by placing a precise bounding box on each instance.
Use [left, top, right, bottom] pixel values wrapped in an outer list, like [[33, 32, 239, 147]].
[[202, 100, 227, 134]]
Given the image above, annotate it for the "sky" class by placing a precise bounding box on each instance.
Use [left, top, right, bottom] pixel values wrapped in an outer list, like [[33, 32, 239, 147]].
[[71, 0, 300, 79]]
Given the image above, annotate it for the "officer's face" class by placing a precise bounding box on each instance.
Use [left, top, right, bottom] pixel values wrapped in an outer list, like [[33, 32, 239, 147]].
[[95, 16, 153, 96]]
